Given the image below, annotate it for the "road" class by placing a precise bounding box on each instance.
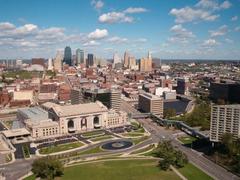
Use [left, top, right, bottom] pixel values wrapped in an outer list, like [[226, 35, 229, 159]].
[[138, 118, 240, 180], [120, 99, 139, 114]]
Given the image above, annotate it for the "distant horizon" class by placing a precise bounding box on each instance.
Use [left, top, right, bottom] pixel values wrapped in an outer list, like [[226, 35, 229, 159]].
[[0, 58, 239, 62]]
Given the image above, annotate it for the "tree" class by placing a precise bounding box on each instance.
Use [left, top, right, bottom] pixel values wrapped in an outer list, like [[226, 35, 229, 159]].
[[156, 140, 188, 170], [159, 158, 171, 170], [175, 150, 188, 168], [164, 108, 176, 119], [32, 157, 64, 180]]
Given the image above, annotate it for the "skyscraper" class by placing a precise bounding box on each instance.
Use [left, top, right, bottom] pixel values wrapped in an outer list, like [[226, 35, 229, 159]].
[[139, 51, 152, 72], [63, 46, 72, 66], [113, 53, 121, 68], [124, 51, 129, 68], [54, 51, 63, 72], [129, 56, 137, 70], [76, 49, 84, 66], [47, 58, 53, 71], [86, 53, 94, 67]]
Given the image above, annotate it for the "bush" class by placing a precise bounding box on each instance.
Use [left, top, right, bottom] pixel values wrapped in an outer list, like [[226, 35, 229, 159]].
[[32, 157, 64, 180]]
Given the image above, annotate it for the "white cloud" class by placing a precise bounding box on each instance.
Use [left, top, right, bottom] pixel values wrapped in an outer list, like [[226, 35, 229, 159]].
[[123, 7, 147, 14], [170, 24, 195, 38], [220, 1, 231, 9], [202, 38, 219, 46], [225, 38, 233, 43], [91, 0, 104, 10], [107, 36, 128, 43], [88, 29, 108, 39], [135, 38, 147, 43], [99, 12, 133, 24], [235, 26, 240, 32], [210, 25, 228, 37], [0, 22, 15, 30], [168, 24, 195, 44], [83, 40, 100, 47], [196, 0, 231, 10], [170, 7, 219, 23], [231, 16, 238, 21], [170, 0, 231, 23], [98, 6, 147, 24]]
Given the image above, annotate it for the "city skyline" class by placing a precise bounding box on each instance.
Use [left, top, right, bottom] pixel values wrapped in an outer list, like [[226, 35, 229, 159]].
[[0, 0, 239, 60]]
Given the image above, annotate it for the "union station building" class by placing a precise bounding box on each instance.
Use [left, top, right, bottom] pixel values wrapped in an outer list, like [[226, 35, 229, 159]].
[[15, 101, 128, 139]]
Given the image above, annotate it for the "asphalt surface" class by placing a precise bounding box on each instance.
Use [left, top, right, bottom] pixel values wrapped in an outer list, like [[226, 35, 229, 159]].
[[138, 118, 240, 180]]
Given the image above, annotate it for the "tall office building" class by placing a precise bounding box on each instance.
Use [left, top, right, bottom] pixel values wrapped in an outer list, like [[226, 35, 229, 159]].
[[54, 51, 63, 72], [123, 51, 129, 68], [210, 104, 240, 142], [47, 58, 53, 71], [139, 51, 152, 72], [63, 46, 72, 66], [129, 56, 137, 70], [138, 92, 163, 117], [85, 89, 121, 111], [70, 89, 84, 104], [209, 81, 240, 104], [86, 54, 94, 67], [113, 53, 121, 68], [176, 77, 189, 95], [76, 49, 84, 65]]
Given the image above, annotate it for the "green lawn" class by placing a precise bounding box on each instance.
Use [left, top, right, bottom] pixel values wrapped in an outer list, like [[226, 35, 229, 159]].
[[130, 144, 155, 155], [81, 130, 105, 138], [131, 136, 150, 145], [22, 145, 30, 158], [39, 142, 84, 154], [23, 175, 35, 180], [62, 159, 181, 180], [179, 163, 213, 180], [24, 159, 213, 180], [90, 135, 114, 142], [121, 132, 145, 137], [178, 136, 197, 145], [77, 146, 105, 155]]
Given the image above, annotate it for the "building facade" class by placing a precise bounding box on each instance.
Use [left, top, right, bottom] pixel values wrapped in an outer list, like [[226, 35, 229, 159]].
[[87, 54, 94, 67], [76, 49, 84, 65], [54, 51, 63, 72], [138, 92, 163, 117], [63, 46, 72, 66], [210, 104, 240, 142]]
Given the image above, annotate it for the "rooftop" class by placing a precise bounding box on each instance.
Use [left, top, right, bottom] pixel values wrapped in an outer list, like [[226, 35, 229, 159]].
[[50, 101, 108, 117], [140, 92, 162, 100], [18, 107, 48, 121]]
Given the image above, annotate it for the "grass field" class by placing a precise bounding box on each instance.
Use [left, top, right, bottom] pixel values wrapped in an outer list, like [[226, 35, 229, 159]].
[[24, 159, 213, 180], [62, 159, 180, 180], [178, 136, 197, 145], [131, 136, 150, 145], [130, 144, 155, 155], [90, 135, 114, 142], [81, 130, 105, 138], [77, 146, 105, 155], [121, 132, 145, 137], [39, 142, 84, 154], [179, 163, 213, 180]]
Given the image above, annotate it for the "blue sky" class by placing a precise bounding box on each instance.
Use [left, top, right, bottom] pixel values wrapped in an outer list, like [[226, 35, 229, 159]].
[[0, 0, 239, 59]]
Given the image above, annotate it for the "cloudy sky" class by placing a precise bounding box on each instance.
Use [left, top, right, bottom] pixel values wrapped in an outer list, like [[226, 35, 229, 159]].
[[0, 0, 239, 59]]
